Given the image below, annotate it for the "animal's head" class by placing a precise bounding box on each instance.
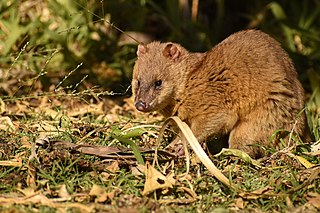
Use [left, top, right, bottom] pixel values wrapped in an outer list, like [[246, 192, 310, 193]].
[[132, 42, 187, 113]]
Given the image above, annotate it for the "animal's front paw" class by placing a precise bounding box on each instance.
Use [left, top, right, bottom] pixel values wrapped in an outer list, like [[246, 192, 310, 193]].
[[166, 138, 185, 156]]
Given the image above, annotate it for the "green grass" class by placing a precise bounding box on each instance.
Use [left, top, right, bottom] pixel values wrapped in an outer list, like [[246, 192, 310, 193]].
[[0, 0, 319, 212], [0, 112, 319, 212]]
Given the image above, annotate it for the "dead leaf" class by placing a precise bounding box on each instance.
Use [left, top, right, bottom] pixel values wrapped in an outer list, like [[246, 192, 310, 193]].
[[0, 98, 5, 113], [106, 188, 122, 200], [20, 136, 32, 149], [308, 151, 320, 156], [26, 162, 37, 189], [67, 102, 104, 117], [234, 197, 244, 209], [142, 162, 173, 196], [311, 141, 320, 153], [77, 145, 128, 157], [222, 164, 240, 174], [285, 195, 294, 209], [106, 160, 120, 173], [158, 185, 197, 204], [0, 190, 94, 212], [32, 122, 59, 136], [58, 184, 71, 201], [0, 159, 22, 167], [14, 101, 30, 115], [99, 161, 120, 181], [307, 192, 320, 209], [89, 184, 121, 203], [17, 187, 37, 197], [190, 153, 201, 165], [0, 116, 15, 132], [131, 164, 145, 177], [239, 186, 277, 199], [89, 184, 109, 203], [29, 142, 40, 164], [177, 186, 197, 200], [166, 172, 177, 186], [296, 155, 316, 168], [44, 108, 63, 120], [50, 140, 165, 160]]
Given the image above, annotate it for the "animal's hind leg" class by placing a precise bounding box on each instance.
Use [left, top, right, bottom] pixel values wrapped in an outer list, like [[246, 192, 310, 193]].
[[228, 105, 282, 158], [228, 119, 268, 158], [228, 105, 303, 158]]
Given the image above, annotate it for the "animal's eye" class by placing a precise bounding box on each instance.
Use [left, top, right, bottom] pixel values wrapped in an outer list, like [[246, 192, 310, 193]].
[[137, 80, 140, 87], [155, 80, 162, 89]]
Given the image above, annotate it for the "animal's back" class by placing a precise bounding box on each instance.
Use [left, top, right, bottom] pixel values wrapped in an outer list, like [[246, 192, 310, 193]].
[[180, 30, 306, 157]]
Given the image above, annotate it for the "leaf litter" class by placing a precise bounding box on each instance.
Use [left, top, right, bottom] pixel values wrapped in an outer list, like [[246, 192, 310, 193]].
[[0, 76, 319, 212]]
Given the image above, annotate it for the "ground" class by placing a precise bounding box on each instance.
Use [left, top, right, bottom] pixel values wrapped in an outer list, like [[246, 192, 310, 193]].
[[0, 88, 319, 212]]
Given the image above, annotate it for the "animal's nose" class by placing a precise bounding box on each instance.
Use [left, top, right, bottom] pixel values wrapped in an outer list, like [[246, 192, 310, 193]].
[[135, 100, 148, 112]]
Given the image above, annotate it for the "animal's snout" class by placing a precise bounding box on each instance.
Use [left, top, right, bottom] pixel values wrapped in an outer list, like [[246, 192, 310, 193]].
[[135, 100, 149, 112]]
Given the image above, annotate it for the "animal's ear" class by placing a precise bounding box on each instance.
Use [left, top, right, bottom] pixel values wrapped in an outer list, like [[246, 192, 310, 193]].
[[162, 43, 180, 61], [137, 44, 147, 57]]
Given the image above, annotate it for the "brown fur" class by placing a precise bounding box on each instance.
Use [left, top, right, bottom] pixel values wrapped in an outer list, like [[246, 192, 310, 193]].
[[132, 29, 308, 158]]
